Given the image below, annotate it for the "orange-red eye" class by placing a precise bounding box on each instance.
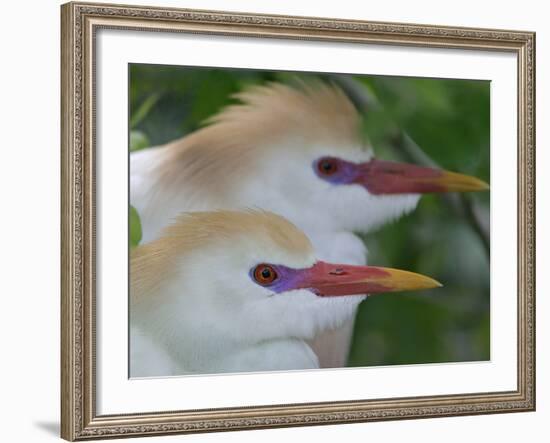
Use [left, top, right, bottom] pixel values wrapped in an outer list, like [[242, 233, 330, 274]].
[[317, 158, 339, 175], [253, 264, 278, 285]]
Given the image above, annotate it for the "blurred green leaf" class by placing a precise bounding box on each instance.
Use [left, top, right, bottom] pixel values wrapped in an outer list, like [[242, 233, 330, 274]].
[[130, 130, 150, 152], [130, 205, 142, 248], [130, 93, 161, 129]]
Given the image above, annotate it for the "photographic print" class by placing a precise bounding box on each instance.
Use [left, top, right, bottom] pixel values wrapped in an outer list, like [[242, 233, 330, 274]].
[[129, 65, 490, 378], [61, 3, 535, 439]]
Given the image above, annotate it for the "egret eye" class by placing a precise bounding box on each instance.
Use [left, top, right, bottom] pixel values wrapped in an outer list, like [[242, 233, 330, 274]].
[[317, 157, 339, 176], [253, 264, 278, 286]]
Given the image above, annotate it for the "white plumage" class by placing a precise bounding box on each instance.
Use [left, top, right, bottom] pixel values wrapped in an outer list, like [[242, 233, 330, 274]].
[[130, 210, 440, 377]]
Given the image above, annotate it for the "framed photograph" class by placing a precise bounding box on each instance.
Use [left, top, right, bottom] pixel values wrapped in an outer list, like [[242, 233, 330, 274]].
[[61, 1, 535, 440]]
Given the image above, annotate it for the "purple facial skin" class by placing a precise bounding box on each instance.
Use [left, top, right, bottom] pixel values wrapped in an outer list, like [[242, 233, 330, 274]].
[[249, 264, 307, 294], [313, 157, 360, 185]]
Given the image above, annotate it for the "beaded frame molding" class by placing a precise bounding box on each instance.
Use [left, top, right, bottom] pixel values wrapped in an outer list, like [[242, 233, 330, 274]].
[[61, 2, 535, 440]]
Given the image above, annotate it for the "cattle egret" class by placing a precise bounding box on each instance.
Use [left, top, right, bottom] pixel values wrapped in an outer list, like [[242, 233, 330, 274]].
[[130, 210, 441, 377], [130, 81, 488, 367]]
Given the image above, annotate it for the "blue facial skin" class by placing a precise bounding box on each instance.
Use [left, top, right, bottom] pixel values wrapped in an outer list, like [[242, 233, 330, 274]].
[[249, 264, 311, 294], [312, 157, 361, 185]]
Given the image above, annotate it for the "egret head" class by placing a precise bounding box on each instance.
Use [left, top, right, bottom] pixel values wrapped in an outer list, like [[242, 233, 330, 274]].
[[164, 82, 488, 235], [131, 210, 441, 348]]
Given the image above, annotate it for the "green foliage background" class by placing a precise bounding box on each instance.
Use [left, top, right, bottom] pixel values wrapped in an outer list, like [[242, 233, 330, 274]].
[[130, 64, 490, 367]]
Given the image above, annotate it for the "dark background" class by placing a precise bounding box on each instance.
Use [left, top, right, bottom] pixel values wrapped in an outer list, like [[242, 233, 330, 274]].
[[129, 64, 490, 367]]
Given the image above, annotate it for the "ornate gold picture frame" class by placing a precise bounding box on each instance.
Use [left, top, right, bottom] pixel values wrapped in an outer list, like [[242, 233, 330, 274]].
[[61, 1, 535, 440]]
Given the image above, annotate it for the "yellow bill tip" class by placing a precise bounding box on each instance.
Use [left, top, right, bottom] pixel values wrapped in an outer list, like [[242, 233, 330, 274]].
[[438, 170, 490, 192], [375, 267, 443, 293]]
